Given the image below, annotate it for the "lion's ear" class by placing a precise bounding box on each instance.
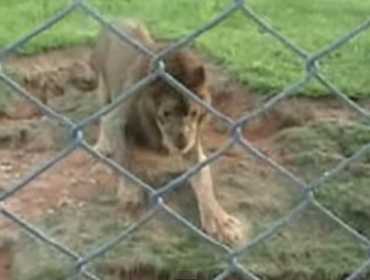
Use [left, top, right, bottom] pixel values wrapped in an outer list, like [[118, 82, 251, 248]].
[[188, 65, 206, 88]]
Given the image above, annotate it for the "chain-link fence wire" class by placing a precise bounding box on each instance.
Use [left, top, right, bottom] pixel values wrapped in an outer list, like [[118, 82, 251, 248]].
[[0, 0, 370, 279]]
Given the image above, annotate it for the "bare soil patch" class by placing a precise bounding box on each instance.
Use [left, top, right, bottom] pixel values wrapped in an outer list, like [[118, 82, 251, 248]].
[[0, 250, 11, 280]]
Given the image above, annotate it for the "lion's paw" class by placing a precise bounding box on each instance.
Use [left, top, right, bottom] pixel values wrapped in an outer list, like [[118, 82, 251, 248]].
[[202, 209, 244, 245]]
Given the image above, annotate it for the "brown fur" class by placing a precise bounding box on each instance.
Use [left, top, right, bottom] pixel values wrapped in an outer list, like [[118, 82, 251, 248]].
[[89, 19, 243, 244]]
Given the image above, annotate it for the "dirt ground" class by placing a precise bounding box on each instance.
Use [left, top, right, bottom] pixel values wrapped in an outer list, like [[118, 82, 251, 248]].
[[0, 45, 364, 280]]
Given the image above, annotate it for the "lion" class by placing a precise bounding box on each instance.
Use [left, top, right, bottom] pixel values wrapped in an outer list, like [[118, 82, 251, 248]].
[[88, 19, 243, 244]]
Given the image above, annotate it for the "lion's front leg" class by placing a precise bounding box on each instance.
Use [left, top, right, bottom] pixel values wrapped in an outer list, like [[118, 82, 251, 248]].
[[110, 119, 144, 211], [93, 77, 113, 157], [89, 111, 116, 175], [185, 141, 244, 245], [116, 176, 144, 212], [93, 114, 114, 157]]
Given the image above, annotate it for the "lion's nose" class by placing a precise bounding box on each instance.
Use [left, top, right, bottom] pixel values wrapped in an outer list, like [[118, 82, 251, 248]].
[[176, 134, 188, 150]]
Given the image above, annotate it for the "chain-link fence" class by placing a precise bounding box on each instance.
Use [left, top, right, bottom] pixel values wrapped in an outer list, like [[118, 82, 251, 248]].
[[1, 0, 370, 279]]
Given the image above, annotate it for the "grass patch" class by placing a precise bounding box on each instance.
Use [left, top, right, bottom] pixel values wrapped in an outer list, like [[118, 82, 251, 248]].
[[11, 190, 370, 280], [10, 193, 227, 280], [1, 0, 370, 97], [275, 118, 370, 246], [275, 119, 370, 179]]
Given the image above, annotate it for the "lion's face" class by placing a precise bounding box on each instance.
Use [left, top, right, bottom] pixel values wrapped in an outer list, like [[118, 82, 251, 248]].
[[146, 57, 210, 154], [155, 94, 206, 154]]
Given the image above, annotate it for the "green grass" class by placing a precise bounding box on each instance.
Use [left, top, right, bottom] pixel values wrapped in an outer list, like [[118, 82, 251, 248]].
[[10, 183, 370, 280], [275, 119, 370, 238], [10, 193, 370, 280], [1, 0, 370, 97]]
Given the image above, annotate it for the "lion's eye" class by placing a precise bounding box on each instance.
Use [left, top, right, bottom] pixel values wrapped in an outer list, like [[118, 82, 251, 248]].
[[190, 110, 197, 118]]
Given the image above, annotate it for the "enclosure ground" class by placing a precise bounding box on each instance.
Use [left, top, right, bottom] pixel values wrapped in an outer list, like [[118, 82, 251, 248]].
[[0, 250, 11, 280], [0, 45, 370, 280]]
